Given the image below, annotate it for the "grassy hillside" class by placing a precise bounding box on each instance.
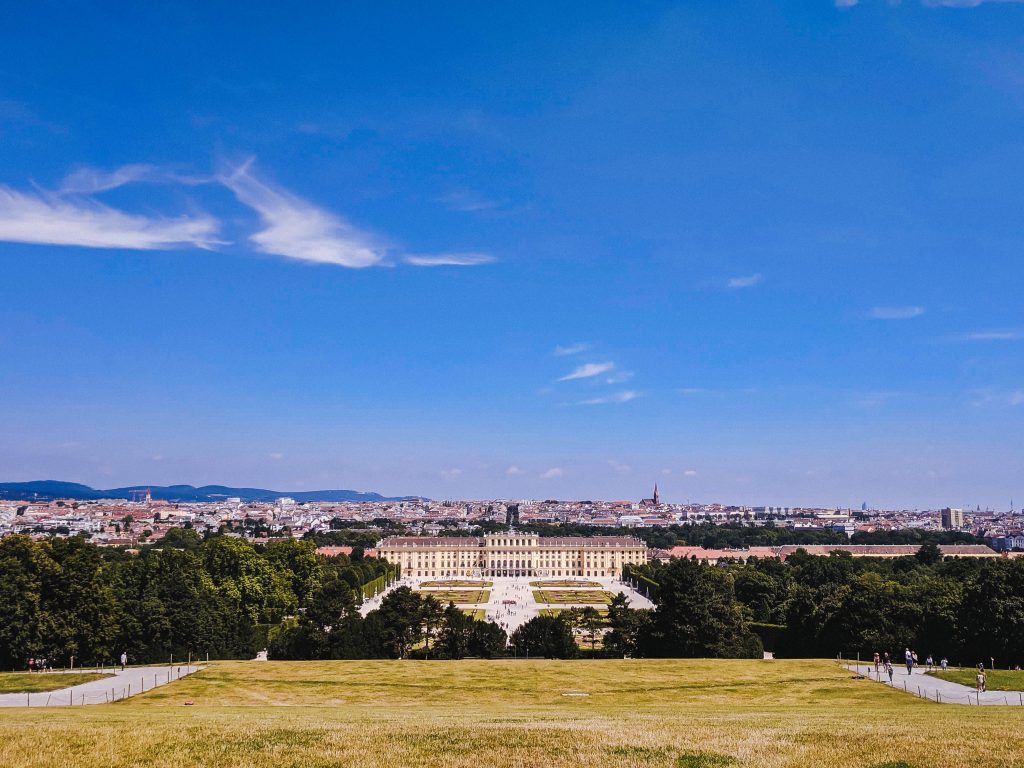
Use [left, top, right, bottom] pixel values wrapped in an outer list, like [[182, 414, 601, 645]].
[[0, 672, 110, 694], [0, 659, 1021, 767]]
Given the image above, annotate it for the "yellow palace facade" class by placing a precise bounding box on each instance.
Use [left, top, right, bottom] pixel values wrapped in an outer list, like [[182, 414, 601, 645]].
[[376, 531, 649, 579]]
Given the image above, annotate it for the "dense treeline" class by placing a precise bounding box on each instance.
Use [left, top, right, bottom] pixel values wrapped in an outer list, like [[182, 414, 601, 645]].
[[268, 586, 507, 660], [307, 520, 984, 551], [624, 547, 1024, 666], [4, 531, 1019, 669], [508, 557, 762, 660], [0, 533, 394, 670], [515, 522, 980, 551]]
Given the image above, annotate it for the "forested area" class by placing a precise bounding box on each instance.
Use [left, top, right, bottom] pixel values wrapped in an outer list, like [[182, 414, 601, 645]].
[[0, 533, 395, 670], [304, 520, 984, 551], [3, 531, 1021, 669], [623, 547, 1024, 666]]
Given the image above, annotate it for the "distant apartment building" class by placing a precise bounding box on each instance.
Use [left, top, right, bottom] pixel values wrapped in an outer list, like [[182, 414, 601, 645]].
[[376, 531, 648, 578], [941, 507, 964, 530]]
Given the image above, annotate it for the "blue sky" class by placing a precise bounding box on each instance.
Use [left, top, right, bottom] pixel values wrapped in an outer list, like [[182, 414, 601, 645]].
[[1, 1, 1022, 508]]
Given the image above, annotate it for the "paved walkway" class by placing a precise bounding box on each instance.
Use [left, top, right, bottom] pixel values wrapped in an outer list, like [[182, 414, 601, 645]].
[[0, 665, 202, 707], [850, 663, 1024, 706], [411, 576, 655, 634]]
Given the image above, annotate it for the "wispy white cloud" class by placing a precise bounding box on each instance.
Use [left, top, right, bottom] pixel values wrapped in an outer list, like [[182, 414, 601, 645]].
[[57, 164, 209, 194], [505, 465, 525, 476], [922, 0, 1024, 6], [269, 452, 284, 460], [727, 273, 763, 289], [437, 190, 500, 212], [971, 388, 1024, 407], [607, 459, 631, 474], [868, 306, 925, 320], [403, 252, 495, 267], [953, 329, 1024, 341], [838, 0, 1024, 6], [0, 184, 220, 250], [540, 467, 563, 479], [553, 342, 591, 356], [606, 370, 634, 384], [559, 361, 614, 381], [441, 468, 463, 479], [852, 391, 901, 408], [684, 469, 698, 477], [579, 390, 638, 405], [219, 159, 386, 268]]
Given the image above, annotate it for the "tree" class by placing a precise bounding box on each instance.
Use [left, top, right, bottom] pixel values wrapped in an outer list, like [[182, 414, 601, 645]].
[[375, 587, 424, 659], [641, 557, 762, 658], [604, 593, 649, 658], [916, 542, 942, 567], [439, 603, 472, 659], [958, 559, 1024, 667], [580, 606, 603, 652], [511, 615, 577, 659], [159, 527, 202, 552], [469, 620, 507, 658], [420, 596, 445, 658]]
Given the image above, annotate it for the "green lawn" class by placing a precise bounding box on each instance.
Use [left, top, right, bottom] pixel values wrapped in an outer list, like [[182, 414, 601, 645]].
[[0, 672, 111, 694], [0, 659, 1021, 767], [414, 589, 490, 604], [420, 580, 493, 588], [529, 580, 602, 588], [928, 668, 1024, 691], [460, 608, 486, 620], [533, 589, 614, 605]]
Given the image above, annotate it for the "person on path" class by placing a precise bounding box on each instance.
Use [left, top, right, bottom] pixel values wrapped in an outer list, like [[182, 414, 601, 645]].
[[905, 648, 914, 675], [886, 663, 894, 683], [940, 657, 948, 671], [873, 652, 880, 673], [925, 654, 934, 670], [120, 651, 127, 671], [976, 669, 986, 693]]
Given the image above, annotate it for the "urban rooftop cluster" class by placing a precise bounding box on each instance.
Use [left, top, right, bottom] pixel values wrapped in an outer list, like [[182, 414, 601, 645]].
[[1, 487, 1022, 554]]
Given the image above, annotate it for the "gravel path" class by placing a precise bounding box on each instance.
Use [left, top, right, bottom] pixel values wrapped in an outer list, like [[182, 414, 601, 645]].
[[0, 665, 202, 707], [850, 663, 1024, 706]]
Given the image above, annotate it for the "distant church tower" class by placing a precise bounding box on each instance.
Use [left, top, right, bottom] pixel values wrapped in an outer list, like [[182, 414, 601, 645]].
[[642, 483, 660, 507]]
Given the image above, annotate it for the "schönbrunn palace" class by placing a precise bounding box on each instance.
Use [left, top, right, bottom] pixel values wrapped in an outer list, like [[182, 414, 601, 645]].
[[376, 531, 649, 579]]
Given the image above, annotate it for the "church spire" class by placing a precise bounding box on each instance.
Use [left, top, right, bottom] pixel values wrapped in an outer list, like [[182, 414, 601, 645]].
[[653, 482, 660, 506]]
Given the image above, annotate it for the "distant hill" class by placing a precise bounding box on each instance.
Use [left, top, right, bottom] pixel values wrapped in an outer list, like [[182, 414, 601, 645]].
[[0, 480, 425, 503]]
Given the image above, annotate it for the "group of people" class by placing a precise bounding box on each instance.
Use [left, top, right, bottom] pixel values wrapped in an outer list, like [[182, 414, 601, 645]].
[[26, 651, 128, 672], [871, 649, 949, 682]]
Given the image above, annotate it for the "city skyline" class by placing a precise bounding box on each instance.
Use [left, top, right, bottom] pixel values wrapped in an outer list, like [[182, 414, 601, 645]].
[[2, 2, 1024, 507]]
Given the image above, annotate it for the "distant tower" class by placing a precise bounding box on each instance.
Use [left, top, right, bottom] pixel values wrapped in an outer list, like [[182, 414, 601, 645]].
[[653, 483, 660, 506]]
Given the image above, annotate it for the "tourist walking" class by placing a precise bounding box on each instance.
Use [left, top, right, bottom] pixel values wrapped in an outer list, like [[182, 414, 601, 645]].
[[905, 648, 913, 675], [940, 657, 948, 671], [886, 663, 894, 683], [976, 668, 986, 693], [873, 652, 880, 673], [120, 651, 127, 671]]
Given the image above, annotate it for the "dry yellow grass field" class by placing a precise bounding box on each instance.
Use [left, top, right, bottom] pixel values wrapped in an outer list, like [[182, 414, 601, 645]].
[[1, 659, 1021, 768]]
